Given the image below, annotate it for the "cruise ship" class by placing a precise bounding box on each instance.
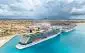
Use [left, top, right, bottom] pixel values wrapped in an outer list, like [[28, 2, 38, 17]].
[[16, 23, 76, 49], [16, 23, 61, 49]]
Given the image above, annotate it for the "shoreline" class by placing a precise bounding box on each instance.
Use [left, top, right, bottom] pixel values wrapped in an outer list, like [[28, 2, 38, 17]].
[[0, 35, 16, 47], [0, 23, 84, 48]]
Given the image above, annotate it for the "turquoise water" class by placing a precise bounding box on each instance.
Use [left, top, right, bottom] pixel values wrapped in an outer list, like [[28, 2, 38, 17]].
[[0, 24, 85, 53]]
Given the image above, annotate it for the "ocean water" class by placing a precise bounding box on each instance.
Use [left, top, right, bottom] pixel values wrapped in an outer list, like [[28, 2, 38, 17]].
[[0, 23, 85, 53]]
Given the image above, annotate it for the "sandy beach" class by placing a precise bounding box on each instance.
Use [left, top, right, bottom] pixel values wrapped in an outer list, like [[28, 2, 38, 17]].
[[0, 35, 16, 47]]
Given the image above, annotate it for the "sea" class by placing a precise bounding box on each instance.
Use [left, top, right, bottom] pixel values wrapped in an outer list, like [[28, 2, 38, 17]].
[[0, 23, 85, 53]]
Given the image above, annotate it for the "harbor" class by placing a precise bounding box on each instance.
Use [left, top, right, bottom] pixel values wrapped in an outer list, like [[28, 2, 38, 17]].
[[0, 20, 77, 48], [0, 20, 78, 49], [0, 23, 85, 53]]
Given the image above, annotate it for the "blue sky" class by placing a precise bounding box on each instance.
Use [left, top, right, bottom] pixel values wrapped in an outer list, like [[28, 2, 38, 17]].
[[0, 0, 85, 19]]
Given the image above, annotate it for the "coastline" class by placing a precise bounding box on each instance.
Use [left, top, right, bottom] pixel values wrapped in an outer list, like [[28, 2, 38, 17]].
[[0, 23, 84, 48], [0, 35, 16, 47]]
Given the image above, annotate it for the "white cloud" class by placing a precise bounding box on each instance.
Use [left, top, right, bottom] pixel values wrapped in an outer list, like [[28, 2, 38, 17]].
[[62, 0, 74, 4], [70, 0, 85, 14], [0, 0, 85, 19], [0, 9, 3, 14], [71, 8, 84, 13], [0, 0, 44, 16]]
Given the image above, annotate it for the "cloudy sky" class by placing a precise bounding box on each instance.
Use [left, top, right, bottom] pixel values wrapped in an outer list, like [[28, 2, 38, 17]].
[[0, 0, 85, 19]]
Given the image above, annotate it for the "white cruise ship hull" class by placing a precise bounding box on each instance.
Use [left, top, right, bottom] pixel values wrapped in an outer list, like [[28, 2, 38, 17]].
[[16, 31, 61, 49]]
